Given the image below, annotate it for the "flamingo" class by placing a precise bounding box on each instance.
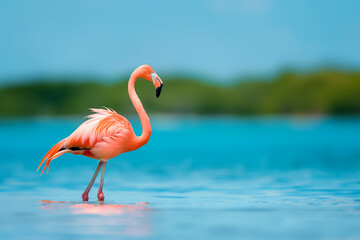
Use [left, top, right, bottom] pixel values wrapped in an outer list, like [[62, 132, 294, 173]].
[[37, 65, 163, 201]]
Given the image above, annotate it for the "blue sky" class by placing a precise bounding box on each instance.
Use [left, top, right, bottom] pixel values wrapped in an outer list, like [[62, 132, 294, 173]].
[[0, 0, 359, 84]]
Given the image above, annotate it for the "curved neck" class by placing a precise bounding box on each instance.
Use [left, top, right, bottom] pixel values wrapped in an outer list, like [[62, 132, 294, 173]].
[[128, 72, 152, 146]]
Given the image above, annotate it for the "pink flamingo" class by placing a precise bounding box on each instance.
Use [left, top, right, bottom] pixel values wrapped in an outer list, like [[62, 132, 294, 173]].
[[37, 65, 163, 201]]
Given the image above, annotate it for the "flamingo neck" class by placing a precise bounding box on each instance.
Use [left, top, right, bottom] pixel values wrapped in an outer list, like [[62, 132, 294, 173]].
[[128, 72, 152, 147]]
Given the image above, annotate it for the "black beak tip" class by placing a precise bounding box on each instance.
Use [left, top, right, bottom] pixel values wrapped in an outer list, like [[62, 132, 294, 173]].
[[156, 84, 163, 98]]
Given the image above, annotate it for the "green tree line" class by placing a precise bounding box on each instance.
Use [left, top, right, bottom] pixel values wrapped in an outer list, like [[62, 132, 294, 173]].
[[0, 69, 360, 116]]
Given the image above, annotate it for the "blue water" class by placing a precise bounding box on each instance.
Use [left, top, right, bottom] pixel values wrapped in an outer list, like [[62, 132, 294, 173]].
[[1, 116, 360, 239]]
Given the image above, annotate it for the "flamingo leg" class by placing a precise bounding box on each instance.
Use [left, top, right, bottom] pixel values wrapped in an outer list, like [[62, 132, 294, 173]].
[[82, 162, 103, 201], [97, 161, 107, 201]]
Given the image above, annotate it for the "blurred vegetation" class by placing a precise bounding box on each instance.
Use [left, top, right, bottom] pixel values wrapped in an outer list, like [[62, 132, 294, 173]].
[[0, 69, 360, 116]]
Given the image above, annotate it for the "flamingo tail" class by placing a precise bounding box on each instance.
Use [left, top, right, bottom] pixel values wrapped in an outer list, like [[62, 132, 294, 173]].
[[37, 139, 67, 175]]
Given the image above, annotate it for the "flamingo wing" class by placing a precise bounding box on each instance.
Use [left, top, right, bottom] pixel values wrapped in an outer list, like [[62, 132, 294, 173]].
[[38, 108, 133, 174], [66, 108, 132, 149]]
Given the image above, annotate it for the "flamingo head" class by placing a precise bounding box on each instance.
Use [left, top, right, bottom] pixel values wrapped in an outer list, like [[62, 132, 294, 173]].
[[135, 64, 164, 98]]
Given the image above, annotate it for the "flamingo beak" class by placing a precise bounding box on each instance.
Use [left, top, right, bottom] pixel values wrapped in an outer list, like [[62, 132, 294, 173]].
[[156, 83, 163, 98], [152, 72, 163, 98]]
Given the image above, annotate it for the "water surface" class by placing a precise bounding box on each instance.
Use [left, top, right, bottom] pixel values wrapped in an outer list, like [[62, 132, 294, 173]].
[[0, 116, 360, 239]]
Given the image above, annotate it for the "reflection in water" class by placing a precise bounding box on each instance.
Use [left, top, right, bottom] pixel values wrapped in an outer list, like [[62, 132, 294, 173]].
[[40, 200, 75, 203], [71, 203, 146, 216], [40, 200, 152, 237]]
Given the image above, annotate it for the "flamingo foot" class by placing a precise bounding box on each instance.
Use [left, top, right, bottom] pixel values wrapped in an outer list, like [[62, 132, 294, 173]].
[[82, 192, 89, 201], [97, 192, 104, 201]]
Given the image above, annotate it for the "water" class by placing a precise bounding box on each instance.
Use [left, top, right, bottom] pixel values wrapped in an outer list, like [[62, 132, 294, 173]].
[[0, 116, 360, 239]]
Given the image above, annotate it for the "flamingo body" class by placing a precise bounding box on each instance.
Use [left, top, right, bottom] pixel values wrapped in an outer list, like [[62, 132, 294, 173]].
[[38, 65, 163, 201]]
